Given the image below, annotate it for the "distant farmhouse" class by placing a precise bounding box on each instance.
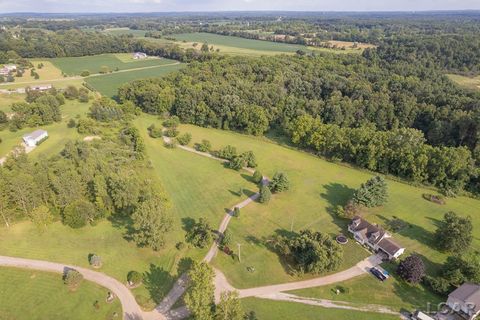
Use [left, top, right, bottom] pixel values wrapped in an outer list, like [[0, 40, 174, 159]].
[[133, 52, 147, 59], [23, 130, 48, 147], [0, 64, 17, 76], [29, 84, 53, 92], [348, 216, 405, 260]]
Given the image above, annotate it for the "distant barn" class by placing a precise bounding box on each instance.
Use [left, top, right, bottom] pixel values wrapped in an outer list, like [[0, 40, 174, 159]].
[[133, 52, 147, 59]]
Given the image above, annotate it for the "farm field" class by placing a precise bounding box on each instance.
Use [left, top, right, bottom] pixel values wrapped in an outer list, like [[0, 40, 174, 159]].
[[170, 32, 357, 56], [0, 267, 121, 320], [50, 54, 177, 76], [447, 73, 480, 91], [102, 28, 149, 37], [85, 62, 183, 97], [241, 298, 399, 320], [0, 99, 89, 159], [170, 125, 480, 291]]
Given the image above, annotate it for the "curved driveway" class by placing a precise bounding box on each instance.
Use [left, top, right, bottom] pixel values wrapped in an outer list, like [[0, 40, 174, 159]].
[[0, 255, 144, 320]]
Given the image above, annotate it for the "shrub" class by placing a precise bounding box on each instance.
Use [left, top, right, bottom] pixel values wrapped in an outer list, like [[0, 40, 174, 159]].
[[221, 230, 233, 247], [80, 70, 90, 77], [241, 151, 257, 168], [227, 156, 244, 171], [176, 242, 186, 250], [396, 254, 426, 284], [89, 254, 102, 268], [259, 185, 272, 203], [177, 132, 192, 145], [147, 124, 163, 138], [195, 140, 211, 152], [216, 145, 237, 160], [63, 86, 79, 100], [163, 116, 180, 128], [67, 119, 77, 128], [127, 271, 143, 286], [64, 269, 83, 290], [164, 127, 179, 138], [422, 193, 446, 205], [233, 207, 240, 217], [269, 172, 290, 193], [252, 170, 263, 184], [423, 276, 452, 295], [164, 139, 177, 149]]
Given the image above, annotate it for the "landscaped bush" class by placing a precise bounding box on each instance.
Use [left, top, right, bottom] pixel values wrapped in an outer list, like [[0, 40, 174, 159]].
[[127, 271, 143, 286], [176, 242, 186, 250], [233, 207, 240, 217], [177, 132, 192, 145], [147, 124, 163, 138], [164, 127, 179, 138], [80, 70, 90, 77], [259, 185, 272, 203], [89, 254, 102, 268], [252, 170, 263, 184], [396, 254, 425, 284], [67, 119, 77, 128], [63, 269, 83, 290], [269, 172, 290, 193], [164, 139, 177, 149], [216, 145, 237, 160], [195, 139, 211, 152], [163, 116, 180, 128], [422, 193, 446, 205]]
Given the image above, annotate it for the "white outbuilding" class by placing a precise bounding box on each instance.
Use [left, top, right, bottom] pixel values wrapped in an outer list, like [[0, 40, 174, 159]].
[[23, 130, 48, 147]]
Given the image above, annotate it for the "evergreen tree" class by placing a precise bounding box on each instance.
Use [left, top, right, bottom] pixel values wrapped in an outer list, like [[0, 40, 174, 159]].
[[353, 176, 388, 207]]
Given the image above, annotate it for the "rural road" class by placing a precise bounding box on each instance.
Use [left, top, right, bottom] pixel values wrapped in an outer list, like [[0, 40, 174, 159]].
[[0, 255, 144, 320]]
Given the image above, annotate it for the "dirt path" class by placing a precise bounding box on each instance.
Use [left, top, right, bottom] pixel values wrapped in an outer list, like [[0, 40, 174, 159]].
[[0, 143, 36, 166], [0, 255, 144, 320]]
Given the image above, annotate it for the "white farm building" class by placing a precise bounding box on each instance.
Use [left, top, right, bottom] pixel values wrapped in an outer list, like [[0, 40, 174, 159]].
[[23, 130, 48, 147]]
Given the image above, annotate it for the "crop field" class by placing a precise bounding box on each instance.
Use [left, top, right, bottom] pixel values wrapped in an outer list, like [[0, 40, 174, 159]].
[[85, 62, 183, 97], [50, 54, 177, 76], [0, 267, 121, 320], [169, 125, 480, 293], [102, 28, 149, 37]]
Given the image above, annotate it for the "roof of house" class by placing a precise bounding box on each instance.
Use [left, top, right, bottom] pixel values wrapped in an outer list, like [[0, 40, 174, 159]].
[[349, 216, 386, 245], [377, 238, 403, 256], [23, 129, 48, 140], [449, 283, 480, 313]]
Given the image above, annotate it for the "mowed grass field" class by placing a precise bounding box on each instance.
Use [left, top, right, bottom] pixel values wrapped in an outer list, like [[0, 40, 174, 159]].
[[171, 32, 362, 56], [170, 125, 480, 291], [0, 114, 257, 310], [241, 298, 399, 320], [85, 62, 183, 97], [0, 267, 121, 320], [51, 54, 177, 76], [447, 73, 480, 91], [0, 99, 89, 158]]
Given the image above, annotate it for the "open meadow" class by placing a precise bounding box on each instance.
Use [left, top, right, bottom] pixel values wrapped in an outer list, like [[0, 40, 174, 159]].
[[447, 73, 480, 91], [50, 54, 177, 76], [0, 267, 121, 320], [85, 62, 183, 97], [168, 125, 479, 302]]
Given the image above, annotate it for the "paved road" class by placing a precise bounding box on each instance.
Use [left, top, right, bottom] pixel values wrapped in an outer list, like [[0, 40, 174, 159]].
[[0, 255, 144, 320]]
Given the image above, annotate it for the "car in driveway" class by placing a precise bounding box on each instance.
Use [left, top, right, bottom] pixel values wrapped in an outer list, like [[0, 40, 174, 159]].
[[370, 267, 387, 281]]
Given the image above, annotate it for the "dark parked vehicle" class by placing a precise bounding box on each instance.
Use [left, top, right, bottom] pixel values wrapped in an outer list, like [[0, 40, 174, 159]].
[[370, 267, 387, 281]]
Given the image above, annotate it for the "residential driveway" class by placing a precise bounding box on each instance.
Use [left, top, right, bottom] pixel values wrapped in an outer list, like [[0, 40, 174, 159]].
[[0, 255, 145, 320], [236, 255, 382, 298]]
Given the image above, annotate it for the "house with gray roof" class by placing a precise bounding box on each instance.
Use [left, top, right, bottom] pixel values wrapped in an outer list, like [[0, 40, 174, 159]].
[[446, 283, 480, 320], [348, 216, 405, 260]]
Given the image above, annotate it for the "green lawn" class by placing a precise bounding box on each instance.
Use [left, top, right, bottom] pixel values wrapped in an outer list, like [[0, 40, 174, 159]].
[[241, 298, 400, 320], [0, 99, 89, 158], [171, 32, 359, 56], [291, 267, 443, 312], [50, 54, 177, 76], [170, 125, 480, 291], [0, 93, 25, 112], [85, 62, 184, 97], [0, 267, 121, 320], [447, 73, 480, 91]]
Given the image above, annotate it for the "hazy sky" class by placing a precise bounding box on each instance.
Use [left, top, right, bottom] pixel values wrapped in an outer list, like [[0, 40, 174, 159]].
[[0, 0, 479, 13]]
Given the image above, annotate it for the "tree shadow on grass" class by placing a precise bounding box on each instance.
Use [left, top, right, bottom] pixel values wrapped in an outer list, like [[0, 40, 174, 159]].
[[181, 217, 195, 233], [320, 182, 356, 230], [177, 257, 194, 276], [109, 215, 136, 242], [143, 264, 174, 304], [240, 173, 255, 184], [376, 214, 436, 249]]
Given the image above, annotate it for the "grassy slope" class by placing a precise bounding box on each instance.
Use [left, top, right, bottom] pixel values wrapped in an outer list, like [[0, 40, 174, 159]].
[[0, 267, 121, 320], [51, 54, 177, 76], [0, 93, 25, 112], [0, 99, 89, 158], [172, 125, 480, 289], [241, 298, 399, 320], [85, 63, 184, 97], [447, 73, 480, 91]]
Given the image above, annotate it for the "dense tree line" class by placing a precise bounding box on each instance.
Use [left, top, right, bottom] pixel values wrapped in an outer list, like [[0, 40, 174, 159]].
[[8, 93, 63, 130], [119, 53, 480, 194], [0, 129, 172, 250]]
